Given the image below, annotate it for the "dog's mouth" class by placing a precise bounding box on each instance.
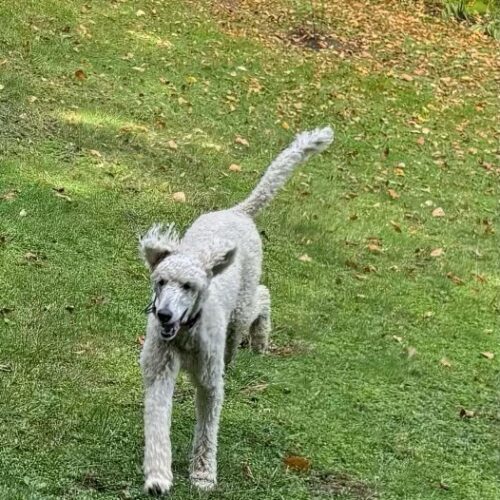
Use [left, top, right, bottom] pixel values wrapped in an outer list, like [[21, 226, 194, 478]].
[[159, 321, 181, 341]]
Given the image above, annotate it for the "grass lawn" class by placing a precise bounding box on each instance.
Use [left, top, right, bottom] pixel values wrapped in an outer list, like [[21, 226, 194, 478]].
[[0, 0, 499, 498]]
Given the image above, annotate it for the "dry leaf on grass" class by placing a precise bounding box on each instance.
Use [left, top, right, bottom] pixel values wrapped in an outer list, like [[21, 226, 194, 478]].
[[447, 272, 464, 285], [24, 252, 40, 261], [480, 351, 494, 360], [88, 149, 102, 158], [53, 190, 72, 202], [0, 190, 18, 201], [74, 69, 86, 80], [235, 136, 249, 147], [367, 243, 382, 253], [459, 408, 475, 419], [283, 455, 311, 472], [440, 357, 452, 368], [417, 136, 425, 146], [387, 188, 400, 200], [229, 163, 241, 172], [298, 254, 312, 262], [135, 9, 146, 16], [390, 220, 402, 232], [19, 209, 27, 217], [432, 207, 445, 217], [167, 140, 178, 150], [172, 192, 186, 203], [242, 462, 254, 480], [430, 248, 444, 257], [136, 335, 145, 346], [406, 346, 417, 358]]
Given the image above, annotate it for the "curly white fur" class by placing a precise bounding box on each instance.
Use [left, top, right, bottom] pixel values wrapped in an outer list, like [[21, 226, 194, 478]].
[[139, 127, 333, 495]]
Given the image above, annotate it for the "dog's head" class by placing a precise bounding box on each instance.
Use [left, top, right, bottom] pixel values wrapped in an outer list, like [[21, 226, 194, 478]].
[[139, 224, 236, 340]]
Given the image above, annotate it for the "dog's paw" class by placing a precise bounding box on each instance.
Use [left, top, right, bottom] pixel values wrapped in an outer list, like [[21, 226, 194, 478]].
[[190, 474, 216, 491], [144, 474, 173, 496]]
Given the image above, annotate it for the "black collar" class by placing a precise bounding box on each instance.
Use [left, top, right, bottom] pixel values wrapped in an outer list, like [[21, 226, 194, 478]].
[[184, 308, 202, 329]]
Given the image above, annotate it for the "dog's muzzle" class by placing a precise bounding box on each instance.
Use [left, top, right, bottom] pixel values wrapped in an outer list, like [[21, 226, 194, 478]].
[[156, 307, 183, 341]]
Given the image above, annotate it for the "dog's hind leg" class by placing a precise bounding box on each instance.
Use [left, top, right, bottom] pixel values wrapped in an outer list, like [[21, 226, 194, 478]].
[[249, 285, 271, 353], [224, 321, 248, 368]]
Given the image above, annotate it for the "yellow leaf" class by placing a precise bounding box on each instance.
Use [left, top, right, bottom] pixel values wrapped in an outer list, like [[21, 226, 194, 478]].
[[172, 192, 186, 203], [387, 189, 400, 200], [283, 455, 311, 472], [440, 357, 452, 368], [481, 351, 494, 360]]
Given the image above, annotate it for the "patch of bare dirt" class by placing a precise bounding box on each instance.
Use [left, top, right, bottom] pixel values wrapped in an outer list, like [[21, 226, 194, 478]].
[[309, 471, 378, 499]]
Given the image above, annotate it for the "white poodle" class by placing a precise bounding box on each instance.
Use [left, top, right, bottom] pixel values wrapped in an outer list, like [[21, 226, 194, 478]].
[[139, 126, 333, 495]]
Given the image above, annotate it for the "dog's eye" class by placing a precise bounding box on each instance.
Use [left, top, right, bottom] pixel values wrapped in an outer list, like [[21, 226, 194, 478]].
[[182, 283, 192, 291], [158, 279, 166, 287]]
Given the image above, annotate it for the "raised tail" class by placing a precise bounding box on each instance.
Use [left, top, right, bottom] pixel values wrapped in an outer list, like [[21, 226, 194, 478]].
[[235, 126, 334, 217]]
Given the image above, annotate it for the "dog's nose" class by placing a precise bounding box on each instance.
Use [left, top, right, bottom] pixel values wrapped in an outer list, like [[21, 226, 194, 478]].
[[157, 308, 173, 324]]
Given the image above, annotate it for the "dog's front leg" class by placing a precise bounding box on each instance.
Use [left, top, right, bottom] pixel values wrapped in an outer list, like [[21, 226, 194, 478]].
[[190, 372, 224, 491], [142, 357, 179, 495]]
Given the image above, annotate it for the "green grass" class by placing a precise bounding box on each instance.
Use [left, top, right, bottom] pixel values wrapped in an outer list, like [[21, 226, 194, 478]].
[[0, 1, 499, 499]]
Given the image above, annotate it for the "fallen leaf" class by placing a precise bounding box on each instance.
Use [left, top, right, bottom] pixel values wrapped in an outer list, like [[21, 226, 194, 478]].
[[54, 191, 72, 202], [235, 136, 249, 147], [137, 335, 145, 346], [417, 136, 425, 146], [392, 335, 403, 343], [480, 351, 494, 360], [132, 66, 146, 73], [283, 455, 311, 472], [298, 254, 312, 262], [135, 9, 146, 16], [24, 252, 39, 261], [0, 190, 18, 201], [446, 272, 464, 285], [229, 163, 241, 172], [19, 209, 27, 217], [172, 191, 186, 203], [430, 248, 444, 257], [432, 207, 445, 217], [440, 357, 452, 367], [74, 69, 86, 80], [459, 408, 475, 419], [390, 220, 402, 233], [167, 140, 178, 150], [242, 462, 254, 480], [387, 189, 400, 200], [88, 149, 102, 158], [400, 74, 414, 82], [367, 243, 382, 253], [406, 346, 417, 358], [27, 95, 38, 103], [394, 167, 405, 176], [472, 273, 487, 284]]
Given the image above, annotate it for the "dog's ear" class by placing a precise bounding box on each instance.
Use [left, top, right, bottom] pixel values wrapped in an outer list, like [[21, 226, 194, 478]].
[[139, 224, 179, 270], [202, 239, 237, 277]]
